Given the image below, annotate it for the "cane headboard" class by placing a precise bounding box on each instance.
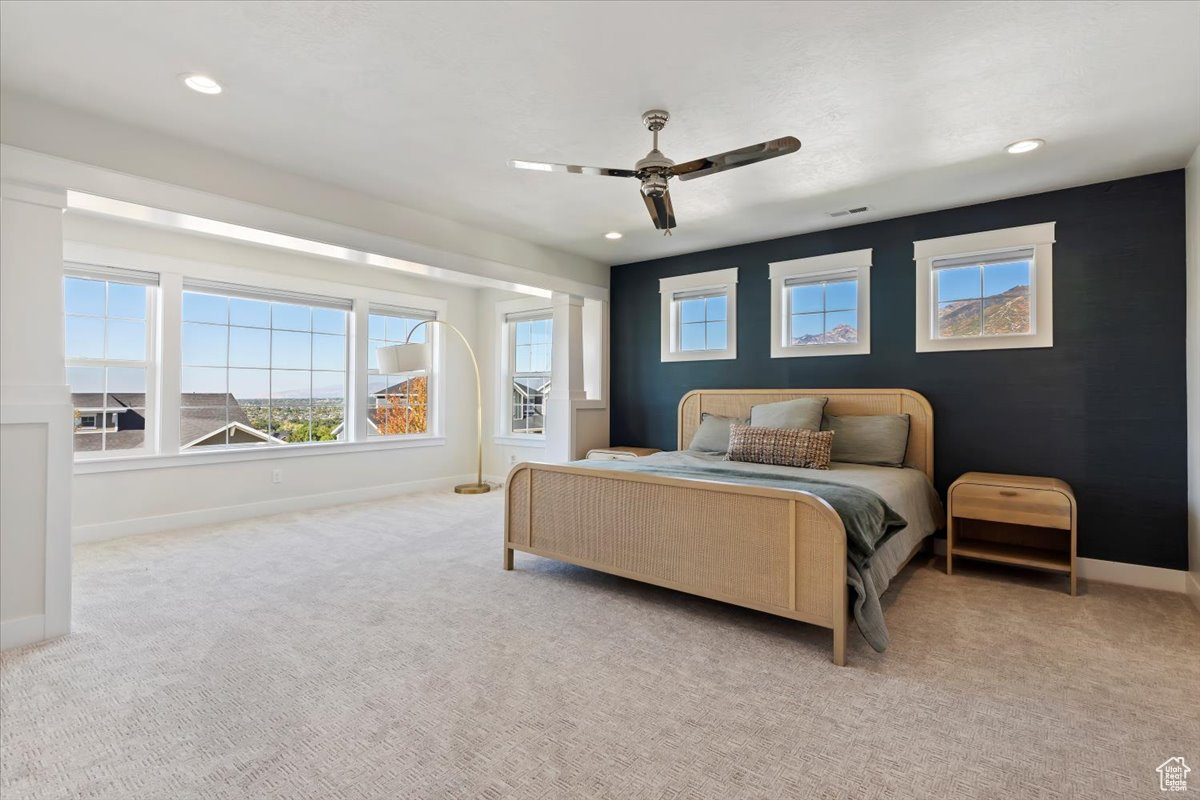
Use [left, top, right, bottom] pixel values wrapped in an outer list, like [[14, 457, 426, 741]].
[[677, 388, 934, 480]]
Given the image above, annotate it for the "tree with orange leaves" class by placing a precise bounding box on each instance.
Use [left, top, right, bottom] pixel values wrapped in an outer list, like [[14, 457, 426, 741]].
[[380, 375, 427, 434]]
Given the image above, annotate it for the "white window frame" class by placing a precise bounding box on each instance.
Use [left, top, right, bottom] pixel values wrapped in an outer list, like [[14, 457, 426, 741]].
[[64, 263, 159, 460], [494, 297, 553, 445], [63, 241, 448, 473], [659, 267, 738, 362], [768, 249, 871, 358], [366, 304, 439, 439], [914, 222, 1055, 353], [179, 278, 354, 451], [506, 311, 552, 437]]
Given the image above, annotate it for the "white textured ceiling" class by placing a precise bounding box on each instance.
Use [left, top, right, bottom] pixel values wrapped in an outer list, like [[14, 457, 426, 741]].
[[1, 0, 1198, 265]]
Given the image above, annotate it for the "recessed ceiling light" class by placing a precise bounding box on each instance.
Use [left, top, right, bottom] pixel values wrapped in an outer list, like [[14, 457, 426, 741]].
[[604, 231, 623, 240], [1005, 138, 1044, 154], [181, 73, 222, 95]]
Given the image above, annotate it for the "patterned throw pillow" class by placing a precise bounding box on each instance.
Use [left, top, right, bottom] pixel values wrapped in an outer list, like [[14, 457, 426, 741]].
[[725, 423, 834, 469]]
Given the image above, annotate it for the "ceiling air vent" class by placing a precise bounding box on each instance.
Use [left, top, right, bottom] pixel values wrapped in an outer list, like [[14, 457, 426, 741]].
[[827, 206, 871, 218]]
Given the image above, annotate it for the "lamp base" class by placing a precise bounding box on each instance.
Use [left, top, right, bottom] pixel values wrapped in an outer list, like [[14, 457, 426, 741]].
[[454, 482, 491, 495]]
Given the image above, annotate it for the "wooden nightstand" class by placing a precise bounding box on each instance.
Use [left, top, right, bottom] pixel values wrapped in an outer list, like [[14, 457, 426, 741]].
[[585, 446, 661, 461], [947, 472, 1078, 595]]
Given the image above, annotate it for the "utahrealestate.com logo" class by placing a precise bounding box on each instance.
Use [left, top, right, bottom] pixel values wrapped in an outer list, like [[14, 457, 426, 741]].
[[1158, 757, 1191, 792]]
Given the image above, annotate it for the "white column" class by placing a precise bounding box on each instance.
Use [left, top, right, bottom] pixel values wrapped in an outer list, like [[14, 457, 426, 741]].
[[544, 292, 585, 462], [349, 298, 370, 441], [0, 181, 72, 650]]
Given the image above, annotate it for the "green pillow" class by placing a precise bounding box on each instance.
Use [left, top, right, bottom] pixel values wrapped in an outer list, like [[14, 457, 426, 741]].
[[822, 414, 911, 467], [749, 397, 827, 431], [688, 412, 748, 453]]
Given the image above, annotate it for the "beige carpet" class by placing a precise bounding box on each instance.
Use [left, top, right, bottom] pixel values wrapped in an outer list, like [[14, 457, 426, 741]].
[[1, 490, 1197, 800]]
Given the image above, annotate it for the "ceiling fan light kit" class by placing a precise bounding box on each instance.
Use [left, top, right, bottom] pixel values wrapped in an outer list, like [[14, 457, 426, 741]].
[[510, 109, 800, 234]]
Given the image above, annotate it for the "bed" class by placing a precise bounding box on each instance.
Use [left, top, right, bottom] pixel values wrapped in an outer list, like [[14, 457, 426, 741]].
[[503, 389, 942, 665]]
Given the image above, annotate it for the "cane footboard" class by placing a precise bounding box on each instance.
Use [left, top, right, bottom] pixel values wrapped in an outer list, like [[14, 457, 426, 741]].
[[504, 462, 850, 665]]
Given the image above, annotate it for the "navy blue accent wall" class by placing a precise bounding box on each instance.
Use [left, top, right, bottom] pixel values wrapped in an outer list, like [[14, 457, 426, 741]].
[[609, 171, 1187, 570]]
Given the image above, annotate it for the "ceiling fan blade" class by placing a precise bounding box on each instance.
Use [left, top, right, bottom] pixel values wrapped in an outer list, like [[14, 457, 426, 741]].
[[671, 136, 801, 181], [510, 160, 636, 178], [642, 190, 677, 230]]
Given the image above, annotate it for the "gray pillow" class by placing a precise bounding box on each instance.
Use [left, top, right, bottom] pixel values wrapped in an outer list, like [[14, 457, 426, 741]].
[[688, 412, 748, 453], [749, 397, 827, 431], [821, 413, 911, 467]]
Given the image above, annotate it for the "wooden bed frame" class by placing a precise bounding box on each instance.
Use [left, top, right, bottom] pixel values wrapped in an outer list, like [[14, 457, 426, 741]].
[[503, 389, 934, 665]]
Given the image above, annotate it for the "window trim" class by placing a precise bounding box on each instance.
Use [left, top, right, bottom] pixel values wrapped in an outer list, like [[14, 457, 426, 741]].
[[64, 263, 159, 460], [495, 298, 553, 442], [768, 249, 871, 358], [366, 303, 439, 440], [63, 241, 448, 466], [507, 311, 552, 437], [913, 222, 1055, 353], [659, 267, 738, 362], [179, 280, 353, 449]]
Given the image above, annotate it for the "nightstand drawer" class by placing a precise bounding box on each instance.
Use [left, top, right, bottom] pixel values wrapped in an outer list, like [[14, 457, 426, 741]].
[[951, 483, 1071, 529]]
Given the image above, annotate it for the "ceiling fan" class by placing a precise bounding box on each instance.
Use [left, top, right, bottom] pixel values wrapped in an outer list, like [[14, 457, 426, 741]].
[[510, 109, 800, 235]]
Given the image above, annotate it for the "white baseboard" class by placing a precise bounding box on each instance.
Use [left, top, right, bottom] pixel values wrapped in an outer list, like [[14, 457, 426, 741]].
[[1076, 557, 1188, 593], [1, 614, 46, 651], [1187, 571, 1200, 613], [933, 540, 1188, 593], [73, 473, 480, 544]]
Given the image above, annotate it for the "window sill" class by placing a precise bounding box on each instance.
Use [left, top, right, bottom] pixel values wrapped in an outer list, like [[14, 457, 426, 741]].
[[492, 434, 546, 448], [772, 342, 871, 359], [660, 348, 737, 363], [915, 332, 1052, 353], [73, 435, 447, 474]]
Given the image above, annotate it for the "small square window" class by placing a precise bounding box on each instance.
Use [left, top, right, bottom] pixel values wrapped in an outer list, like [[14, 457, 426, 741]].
[[914, 223, 1054, 353], [769, 250, 871, 358], [659, 268, 738, 362]]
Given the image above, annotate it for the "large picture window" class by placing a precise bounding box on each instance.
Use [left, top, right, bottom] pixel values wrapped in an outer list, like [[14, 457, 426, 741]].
[[769, 250, 871, 358], [367, 307, 434, 437], [64, 265, 158, 455], [180, 283, 349, 448], [914, 222, 1054, 352], [63, 247, 447, 465], [507, 313, 552, 435]]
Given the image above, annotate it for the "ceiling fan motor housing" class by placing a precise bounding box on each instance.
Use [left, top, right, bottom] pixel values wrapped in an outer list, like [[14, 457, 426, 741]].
[[640, 172, 670, 198]]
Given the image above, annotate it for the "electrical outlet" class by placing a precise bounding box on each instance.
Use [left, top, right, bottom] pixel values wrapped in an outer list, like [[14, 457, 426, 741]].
[[509, 454, 518, 465], [271, 469, 282, 484]]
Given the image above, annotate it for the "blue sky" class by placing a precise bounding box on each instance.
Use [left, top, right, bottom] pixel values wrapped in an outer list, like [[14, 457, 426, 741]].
[[179, 293, 349, 399], [679, 295, 726, 351], [788, 278, 857, 338], [513, 318, 552, 372], [937, 261, 1030, 303]]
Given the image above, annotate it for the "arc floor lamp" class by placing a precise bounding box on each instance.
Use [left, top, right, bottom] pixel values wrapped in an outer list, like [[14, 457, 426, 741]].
[[377, 320, 489, 494]]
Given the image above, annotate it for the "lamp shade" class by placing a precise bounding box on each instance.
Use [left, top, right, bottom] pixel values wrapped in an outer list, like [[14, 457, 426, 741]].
[[377, 342, 430, 374]]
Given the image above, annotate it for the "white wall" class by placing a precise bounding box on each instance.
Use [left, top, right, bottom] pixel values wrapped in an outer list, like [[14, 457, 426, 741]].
[[1186, 144, 1200, 610], [63, 214, 484, 539], [0, 184, 72, 649], [0, 91, 608, 296]]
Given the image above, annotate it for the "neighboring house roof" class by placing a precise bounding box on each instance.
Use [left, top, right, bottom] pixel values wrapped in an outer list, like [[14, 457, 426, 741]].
[[372, 377, 423, 398], [73, 430, 147, 452], [71, 391, 278, 451], [513, 377, 550, 400]]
